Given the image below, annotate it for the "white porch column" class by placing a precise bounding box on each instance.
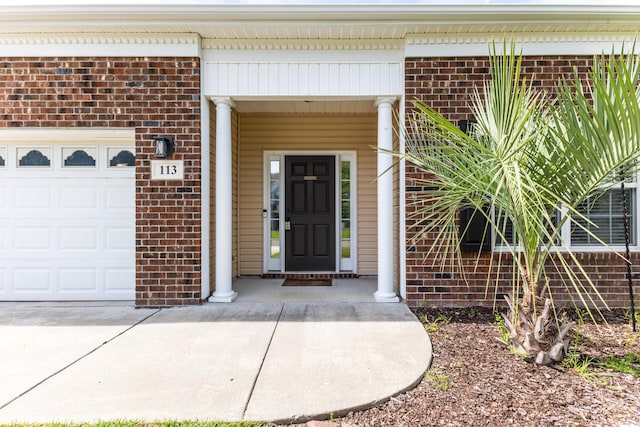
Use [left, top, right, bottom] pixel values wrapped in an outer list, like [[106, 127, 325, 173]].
[[374, 97, 400, 303], [209, 97, 237, 303]]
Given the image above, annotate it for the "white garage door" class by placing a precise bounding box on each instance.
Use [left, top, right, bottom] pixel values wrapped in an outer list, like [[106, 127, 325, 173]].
[[0, 139, 135, 301]]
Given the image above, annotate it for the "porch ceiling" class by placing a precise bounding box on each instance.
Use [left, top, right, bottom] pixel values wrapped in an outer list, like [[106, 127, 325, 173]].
[[233, 99, 377, 114]]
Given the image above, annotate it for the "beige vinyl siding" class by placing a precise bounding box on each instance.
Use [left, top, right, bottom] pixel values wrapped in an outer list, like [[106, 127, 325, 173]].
[[238, 113, 378, 275], [232, 109, 239, 278]]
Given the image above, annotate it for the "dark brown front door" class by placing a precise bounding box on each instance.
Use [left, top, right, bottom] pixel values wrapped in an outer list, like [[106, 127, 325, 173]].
[[285, 156, 336, 271]]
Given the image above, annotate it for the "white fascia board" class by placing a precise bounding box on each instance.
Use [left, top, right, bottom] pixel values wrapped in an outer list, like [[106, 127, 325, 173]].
[[3, 3, 640, 22], [0, 34, 200, 57], [406, 33, 640, 58]]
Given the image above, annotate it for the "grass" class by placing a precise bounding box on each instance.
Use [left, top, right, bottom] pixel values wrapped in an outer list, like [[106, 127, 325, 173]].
[[2, 423, 268, 427], [561, 351, 596, 382], [424, 369, 453, 391], [570, 329, 594, 348], [623, 309, 640, 326], [418, 313, 452, 332], [601, 352, 640, 376], [493, 312, 511, 344], [573, 307, 590, 327]]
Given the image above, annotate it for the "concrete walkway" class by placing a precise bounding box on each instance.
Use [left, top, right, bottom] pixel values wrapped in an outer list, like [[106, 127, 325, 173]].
[[0, 302, 432, 424]]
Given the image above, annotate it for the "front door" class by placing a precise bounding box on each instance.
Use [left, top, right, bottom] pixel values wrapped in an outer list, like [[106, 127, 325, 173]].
[[285, 156, 336, 271]]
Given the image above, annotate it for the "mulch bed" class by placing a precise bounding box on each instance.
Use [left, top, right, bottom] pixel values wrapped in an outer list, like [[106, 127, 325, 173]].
[[305, 306, 640, 427]]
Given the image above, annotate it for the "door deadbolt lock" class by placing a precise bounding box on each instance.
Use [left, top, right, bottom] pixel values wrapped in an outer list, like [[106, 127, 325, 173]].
[[285, 220, 291, 230]]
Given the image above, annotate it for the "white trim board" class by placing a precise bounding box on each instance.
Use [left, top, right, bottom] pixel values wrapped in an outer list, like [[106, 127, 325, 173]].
[[405, 33, 640, 58], [0, 128, 135, 143], [0, 34, 200, 57]]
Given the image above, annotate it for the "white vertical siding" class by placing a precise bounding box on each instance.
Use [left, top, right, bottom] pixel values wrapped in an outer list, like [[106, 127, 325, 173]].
[[205, 62, 402, 97]]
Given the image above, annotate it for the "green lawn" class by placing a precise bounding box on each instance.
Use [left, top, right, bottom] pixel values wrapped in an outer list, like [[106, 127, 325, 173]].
[[2, 422, 269, 427]]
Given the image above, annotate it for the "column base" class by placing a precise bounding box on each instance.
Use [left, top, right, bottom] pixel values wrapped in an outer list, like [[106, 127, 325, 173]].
[[373, 290, 400, 303], [208, 291, 238, 303]]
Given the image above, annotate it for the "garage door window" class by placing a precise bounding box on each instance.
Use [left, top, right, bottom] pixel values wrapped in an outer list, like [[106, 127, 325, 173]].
[[0, 147, 5, 168], [108, 148, 135, 167], [62, 148, 97, 168], [17, 147, 51, 167]]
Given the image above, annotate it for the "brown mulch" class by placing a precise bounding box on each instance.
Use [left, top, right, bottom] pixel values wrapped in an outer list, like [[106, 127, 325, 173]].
[[302, 307, 640, 427]]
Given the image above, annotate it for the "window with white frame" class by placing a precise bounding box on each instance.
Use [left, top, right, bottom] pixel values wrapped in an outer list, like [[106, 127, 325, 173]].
[[488, 177, 638, 250], [570, 184, 637, 247], [457, 119, 639, 251]]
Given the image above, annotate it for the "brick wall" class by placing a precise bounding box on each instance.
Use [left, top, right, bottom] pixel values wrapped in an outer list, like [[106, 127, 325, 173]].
[[404, 55, 639, 309], [0, 57, 202, 307]]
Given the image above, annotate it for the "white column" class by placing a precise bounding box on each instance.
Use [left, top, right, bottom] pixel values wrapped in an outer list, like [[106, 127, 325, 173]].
[[209, 97, 237, 303], [374, 97, 400, 303]]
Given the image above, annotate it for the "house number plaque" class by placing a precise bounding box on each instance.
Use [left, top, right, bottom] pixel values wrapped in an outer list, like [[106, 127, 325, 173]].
[[151, 160, 184, 181]]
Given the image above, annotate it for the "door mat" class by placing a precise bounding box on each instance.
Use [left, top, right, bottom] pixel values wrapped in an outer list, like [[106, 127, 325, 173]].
[[282, 279, 332, 286]]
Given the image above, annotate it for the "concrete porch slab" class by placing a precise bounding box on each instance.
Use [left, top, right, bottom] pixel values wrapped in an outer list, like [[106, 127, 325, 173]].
[[233, 276, 378, 303]]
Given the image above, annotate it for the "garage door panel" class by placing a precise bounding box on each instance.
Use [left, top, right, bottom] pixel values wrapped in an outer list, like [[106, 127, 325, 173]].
[[105, 268, 135, 292], [106, 227, 135, 251], [13, 268, 53, 292], [60, 186, 98, 210], [59, 269, 98, 292], [14, 186, 52, 209], [106, 185, 134, 210], [14, 227, 52, 251], [60, 227, 98, 251]]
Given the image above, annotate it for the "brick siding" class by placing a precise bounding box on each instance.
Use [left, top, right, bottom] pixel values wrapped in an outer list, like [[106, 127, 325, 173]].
[[404, 55, 639, 309], [0, 57, 202, 307]]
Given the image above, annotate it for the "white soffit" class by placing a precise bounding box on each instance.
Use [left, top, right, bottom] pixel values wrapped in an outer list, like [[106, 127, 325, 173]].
[[0, 33, 200, 57], [405, 33, 640, 57]]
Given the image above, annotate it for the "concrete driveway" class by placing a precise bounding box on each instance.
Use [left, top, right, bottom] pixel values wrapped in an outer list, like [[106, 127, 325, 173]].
[[0, 302, 432, 424]]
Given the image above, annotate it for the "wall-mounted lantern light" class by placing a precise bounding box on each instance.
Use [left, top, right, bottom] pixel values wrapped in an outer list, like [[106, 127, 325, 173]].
[[153, 136, 174, 158]]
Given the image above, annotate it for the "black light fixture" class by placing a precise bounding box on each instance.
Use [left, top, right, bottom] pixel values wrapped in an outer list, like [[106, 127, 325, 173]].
[[153, 136, 174, 158]]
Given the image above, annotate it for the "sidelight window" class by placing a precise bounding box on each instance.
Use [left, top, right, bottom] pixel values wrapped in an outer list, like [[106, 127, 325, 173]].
[[269, 160, 281, 261], [339, 156, 356, 272]]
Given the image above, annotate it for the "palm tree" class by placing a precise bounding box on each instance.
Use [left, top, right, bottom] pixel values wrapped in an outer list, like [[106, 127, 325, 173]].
[[400, 42, 640, 364]]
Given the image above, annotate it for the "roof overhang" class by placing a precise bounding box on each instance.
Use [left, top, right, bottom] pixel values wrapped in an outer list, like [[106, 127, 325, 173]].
[[1, 2, 640, 39]]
